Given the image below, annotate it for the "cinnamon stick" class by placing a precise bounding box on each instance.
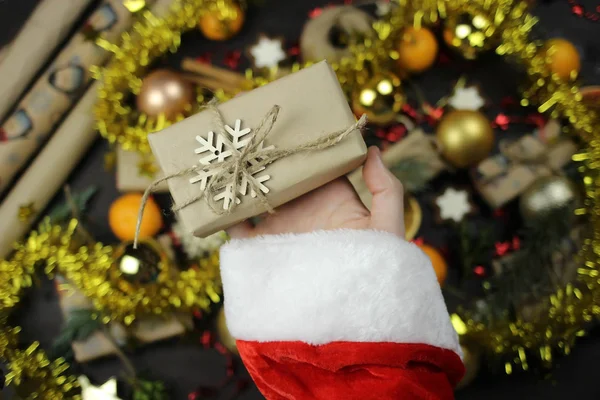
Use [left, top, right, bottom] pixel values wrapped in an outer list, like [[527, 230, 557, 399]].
[[182, 58, 248, 88]]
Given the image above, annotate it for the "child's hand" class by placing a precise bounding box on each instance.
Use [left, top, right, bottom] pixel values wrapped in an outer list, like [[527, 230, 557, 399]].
[[227, 146, 405, 239]]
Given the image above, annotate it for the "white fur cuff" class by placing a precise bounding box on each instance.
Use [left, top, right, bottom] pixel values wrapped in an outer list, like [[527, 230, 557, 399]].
[[220, 229, 461, 356]]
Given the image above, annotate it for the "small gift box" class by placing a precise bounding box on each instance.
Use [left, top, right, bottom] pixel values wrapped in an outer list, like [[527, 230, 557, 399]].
[[472, 124, 577, 208], [116, 146, 168, 192], [148, 61, 367, 237]]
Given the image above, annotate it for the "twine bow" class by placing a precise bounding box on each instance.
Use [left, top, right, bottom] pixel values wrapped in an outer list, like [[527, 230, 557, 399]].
[[134, 102, 367, 248]]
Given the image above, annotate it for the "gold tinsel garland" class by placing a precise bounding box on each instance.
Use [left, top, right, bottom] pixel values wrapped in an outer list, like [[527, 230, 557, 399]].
[[0, 219, 221, 396], [93, 0, 600, 378]]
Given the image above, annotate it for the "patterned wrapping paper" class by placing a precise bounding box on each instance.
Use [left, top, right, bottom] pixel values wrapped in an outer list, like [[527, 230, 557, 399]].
[[54, 235, 190, 363], [471, 121, 577, 208], [0, 0, 156, 195], [0, 0, 93, 121]]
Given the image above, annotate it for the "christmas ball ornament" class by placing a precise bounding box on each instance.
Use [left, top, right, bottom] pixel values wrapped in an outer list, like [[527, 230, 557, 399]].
[[300, 6, 373, 63], [456, 344, 481, 389], [109, 193, 163, 241], [395, 27, 438, 73], [351, 73, 404, 126], [443, 12, 498, 59], [417, 243, 448, 285], [199, 2, 245, 41], [136, 69, 194, 120], [436, 110, 494, 168], [580, 85, 600, 111], [404, 196, 422, 241], [541, 38, 580, 81], [216, 307, 238, 355], [519, 176, 581, 222], [110, 238, 170, 294]]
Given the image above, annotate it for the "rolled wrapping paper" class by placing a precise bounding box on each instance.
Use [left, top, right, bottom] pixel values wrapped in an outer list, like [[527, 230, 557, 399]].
[[0, 83, 99, 258], [0, 0, 157, 196], [0, 0, 178, 259], [0, 0, 93, 121], [0, 43, 11, 64]]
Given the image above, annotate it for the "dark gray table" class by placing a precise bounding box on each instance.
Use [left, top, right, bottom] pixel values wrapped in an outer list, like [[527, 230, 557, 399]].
[[1, 0, 600, 398]]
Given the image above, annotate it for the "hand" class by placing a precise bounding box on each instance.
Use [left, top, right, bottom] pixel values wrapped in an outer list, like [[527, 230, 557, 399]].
[[227, 146, 405, 239]]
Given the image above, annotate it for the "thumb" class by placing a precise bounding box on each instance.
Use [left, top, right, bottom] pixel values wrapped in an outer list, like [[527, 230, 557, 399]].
[[362, 146, 405, 237]]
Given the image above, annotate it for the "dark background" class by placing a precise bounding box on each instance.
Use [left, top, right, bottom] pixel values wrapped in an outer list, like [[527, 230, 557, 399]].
[[1, 0, 600, 399]]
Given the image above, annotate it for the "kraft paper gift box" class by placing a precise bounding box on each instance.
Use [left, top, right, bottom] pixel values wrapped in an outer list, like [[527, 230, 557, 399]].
[[116, 146, 168, 192], [148, 61, 367, 237], [472, 130, 577, 209]]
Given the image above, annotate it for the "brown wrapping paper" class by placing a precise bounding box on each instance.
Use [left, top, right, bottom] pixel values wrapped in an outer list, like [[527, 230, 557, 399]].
[[54, 235, 190, 363], [149, 61, 367, 237], [0, 43, 11, 64], [472, 126, 577, 209], [0, 0, 156, 195], [0, 83, 99, 258], [116, 146, 168, 192], [0, 0, 93, 121], [0, 0, 176, 258], [348, 129, 446, 209]]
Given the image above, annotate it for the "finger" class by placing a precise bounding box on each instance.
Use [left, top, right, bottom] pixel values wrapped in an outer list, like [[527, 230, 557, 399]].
[[362, 146, 405, 237], [226, 220, 254, 239]]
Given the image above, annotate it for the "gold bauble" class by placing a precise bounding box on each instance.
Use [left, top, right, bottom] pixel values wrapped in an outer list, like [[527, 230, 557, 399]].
[[136, 69, 194, 120], [456, 344, 481, 389], [436, 110, 494, 168], [351, 73, 405, 126], [110, 239, 171, 294], [404, 195, 422, 241], [443, 12, 499, 60], [216, 307, 238, 355], [519, 176, 581, 222]]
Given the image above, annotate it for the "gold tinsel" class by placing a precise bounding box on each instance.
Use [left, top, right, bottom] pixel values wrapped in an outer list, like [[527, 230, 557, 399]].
[[91, 0, 600, 377]]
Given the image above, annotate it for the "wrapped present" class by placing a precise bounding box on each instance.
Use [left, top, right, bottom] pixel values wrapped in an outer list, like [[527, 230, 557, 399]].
[[471, 122, 577, 208], [116, 146, 168, 192], [55, 234, 190, 363], [147, 61, 367, 238], [348, 128, 447, 208]]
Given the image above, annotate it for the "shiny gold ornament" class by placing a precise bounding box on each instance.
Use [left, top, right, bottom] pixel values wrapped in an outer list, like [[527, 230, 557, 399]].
[[456, 344, 481, 389], [110, 239, 171, 294], [199, 2, 245, 41], [351, 73, 404, 126], [215, 307, 238, 355], [443, 12, 499, 60], [435, 110, 494, 168], [136, 70, 194, 120], [519, 176, 581, 222]]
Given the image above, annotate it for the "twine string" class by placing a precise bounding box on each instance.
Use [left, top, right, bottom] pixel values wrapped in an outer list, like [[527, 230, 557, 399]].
[[134, 103, 367, 248]]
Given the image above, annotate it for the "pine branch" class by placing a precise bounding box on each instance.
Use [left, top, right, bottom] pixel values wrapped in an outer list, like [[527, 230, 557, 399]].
[[131, 379, 170, 400], [48, 186, 97, 224], [50, 309, 103, 360], [389, 158, 433, 193]]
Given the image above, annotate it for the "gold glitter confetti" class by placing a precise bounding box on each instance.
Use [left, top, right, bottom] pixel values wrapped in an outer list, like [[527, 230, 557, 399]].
[[17, 202, 37, 222]]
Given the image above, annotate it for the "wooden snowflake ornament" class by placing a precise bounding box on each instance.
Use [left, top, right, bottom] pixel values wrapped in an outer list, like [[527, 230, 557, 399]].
[[189, 118, 274, 210]]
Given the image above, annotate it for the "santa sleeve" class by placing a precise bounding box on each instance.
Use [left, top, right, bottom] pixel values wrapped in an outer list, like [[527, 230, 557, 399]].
[[220, 229, 465, 400]]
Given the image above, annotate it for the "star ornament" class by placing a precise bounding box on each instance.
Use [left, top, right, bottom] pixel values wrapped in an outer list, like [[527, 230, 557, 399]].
[[448, 87, 485, 110], [79, 376, 121, 400], [435, 187, 473, 223], [248, 34, 286, 69]]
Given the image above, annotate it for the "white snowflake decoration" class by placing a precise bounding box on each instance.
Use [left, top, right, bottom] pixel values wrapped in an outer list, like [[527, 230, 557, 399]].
[[435, 187, 472, 222], [189, 118, 273, 210], [249, 35, 286, 69], [448, 87, 485, 110]]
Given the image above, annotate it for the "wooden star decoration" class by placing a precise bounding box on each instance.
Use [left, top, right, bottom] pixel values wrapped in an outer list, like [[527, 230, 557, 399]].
[[247, 34, 287, 69], [18, 202, 37, 222], [78, 376, 122, 400], [434, 187, 474, 223]]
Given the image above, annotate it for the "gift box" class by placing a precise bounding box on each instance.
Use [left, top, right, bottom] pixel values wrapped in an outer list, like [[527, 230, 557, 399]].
[[116, 146, 168, 192], [472, 123, 577, 208], [148, 61, 367, 237]]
